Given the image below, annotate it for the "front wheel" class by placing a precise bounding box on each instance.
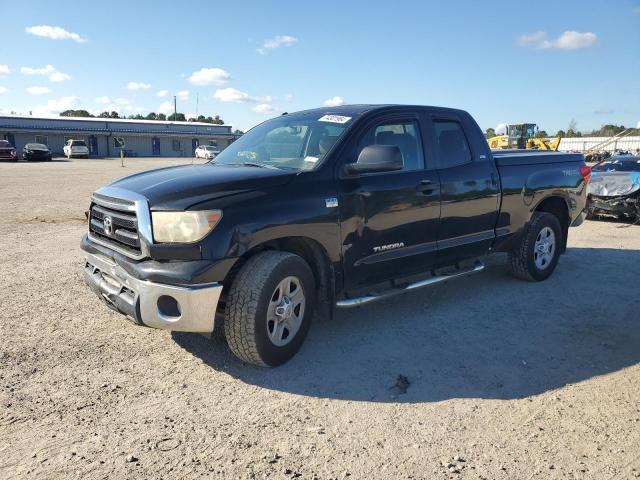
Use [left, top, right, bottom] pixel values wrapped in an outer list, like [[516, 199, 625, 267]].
[[224, 251, 316, 367], [508, 212, 562, 281]]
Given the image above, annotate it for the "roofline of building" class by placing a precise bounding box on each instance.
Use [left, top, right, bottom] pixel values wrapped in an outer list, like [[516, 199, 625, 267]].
[[0, 113, 233, 128]]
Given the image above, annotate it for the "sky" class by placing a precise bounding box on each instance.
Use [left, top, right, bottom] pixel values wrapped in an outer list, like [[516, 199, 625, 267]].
[[1, 0, 639, 134]]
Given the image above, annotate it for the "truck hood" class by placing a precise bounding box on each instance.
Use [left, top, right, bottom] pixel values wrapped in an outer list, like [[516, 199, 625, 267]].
[[108, 163, 297, 210], [588, 171, 640, 197]]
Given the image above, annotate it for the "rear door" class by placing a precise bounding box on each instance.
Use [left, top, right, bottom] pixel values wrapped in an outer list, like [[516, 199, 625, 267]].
[[428, 112, 500, 265], [338, 111, 441, 290]]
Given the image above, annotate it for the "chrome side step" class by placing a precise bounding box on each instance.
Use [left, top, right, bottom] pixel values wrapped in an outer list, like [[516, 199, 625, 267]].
[[336, 261, 485, 308]]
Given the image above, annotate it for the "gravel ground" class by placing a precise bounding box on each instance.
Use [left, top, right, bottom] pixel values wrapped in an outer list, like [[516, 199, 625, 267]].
[[1, 158, 639, 480]]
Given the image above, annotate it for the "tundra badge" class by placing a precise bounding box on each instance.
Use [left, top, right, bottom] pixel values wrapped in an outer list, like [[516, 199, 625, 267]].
[[373, 242, 405, 253]]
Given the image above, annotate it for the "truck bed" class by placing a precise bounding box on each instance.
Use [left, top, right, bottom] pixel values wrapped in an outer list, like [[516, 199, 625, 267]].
[[492, 150, 584, 166]]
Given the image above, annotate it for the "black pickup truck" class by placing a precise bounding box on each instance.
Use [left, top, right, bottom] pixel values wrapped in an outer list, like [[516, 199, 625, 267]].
[[81, 105, 590, 366]]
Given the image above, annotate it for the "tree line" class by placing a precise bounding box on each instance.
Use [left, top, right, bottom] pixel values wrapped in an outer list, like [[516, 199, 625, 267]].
[[59, 109, 225, 125]]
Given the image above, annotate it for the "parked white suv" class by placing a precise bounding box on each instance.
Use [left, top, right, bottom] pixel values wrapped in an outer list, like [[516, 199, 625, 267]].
[[63, 139, 90, 158], [194, 145, 220, 160]]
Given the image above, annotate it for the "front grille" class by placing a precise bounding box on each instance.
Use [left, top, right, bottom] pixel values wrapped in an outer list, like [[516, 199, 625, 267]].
[[89, 201, 141, 256]]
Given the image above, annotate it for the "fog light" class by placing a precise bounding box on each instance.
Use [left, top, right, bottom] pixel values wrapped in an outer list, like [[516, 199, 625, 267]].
[[157, 295, 181, 319]]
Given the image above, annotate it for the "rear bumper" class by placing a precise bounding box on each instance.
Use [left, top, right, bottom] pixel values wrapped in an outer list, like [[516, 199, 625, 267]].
[[83, 251, 223, 332]]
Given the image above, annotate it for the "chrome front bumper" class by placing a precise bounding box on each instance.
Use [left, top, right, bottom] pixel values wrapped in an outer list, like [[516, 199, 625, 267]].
[[83, 251, 222, 333]]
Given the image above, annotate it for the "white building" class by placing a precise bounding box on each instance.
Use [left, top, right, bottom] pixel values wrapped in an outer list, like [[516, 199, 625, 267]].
[[0, 114, 237, 157]]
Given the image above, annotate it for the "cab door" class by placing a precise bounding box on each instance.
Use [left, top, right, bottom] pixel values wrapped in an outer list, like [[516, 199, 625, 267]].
[[338, 112, 441, 291], [428, 113, 500, 266]]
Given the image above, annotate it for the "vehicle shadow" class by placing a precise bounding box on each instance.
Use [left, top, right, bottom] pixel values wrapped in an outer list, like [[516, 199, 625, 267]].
[[172, 247, 640, 403]]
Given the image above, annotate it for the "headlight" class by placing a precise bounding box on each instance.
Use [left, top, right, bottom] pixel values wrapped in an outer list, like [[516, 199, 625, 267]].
[[152, 210, 222, 243]]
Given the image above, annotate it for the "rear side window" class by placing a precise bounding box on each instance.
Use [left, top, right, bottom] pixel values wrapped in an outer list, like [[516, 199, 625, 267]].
[[434, 120, 471, 168], [358, 120, 424, 171]]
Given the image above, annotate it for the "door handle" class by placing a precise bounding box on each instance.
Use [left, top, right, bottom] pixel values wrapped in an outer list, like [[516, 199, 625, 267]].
[[416, 179, 438, 194]]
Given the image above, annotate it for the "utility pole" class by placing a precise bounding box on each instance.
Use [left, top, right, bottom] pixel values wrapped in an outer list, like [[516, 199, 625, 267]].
[[173, 95, 177, 121], [196, 93, 199, 118]]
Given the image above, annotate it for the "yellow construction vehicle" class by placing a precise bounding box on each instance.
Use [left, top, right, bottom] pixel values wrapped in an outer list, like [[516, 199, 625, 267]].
[[488, 123, 561, 151]]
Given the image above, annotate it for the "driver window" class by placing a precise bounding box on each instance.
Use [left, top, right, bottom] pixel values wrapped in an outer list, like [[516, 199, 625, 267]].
[[263, 125, 309, 161], [358, 120, 425, 171]]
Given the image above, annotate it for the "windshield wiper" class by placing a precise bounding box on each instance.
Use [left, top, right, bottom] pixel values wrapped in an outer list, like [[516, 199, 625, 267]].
[[236, 162, 282, 170]]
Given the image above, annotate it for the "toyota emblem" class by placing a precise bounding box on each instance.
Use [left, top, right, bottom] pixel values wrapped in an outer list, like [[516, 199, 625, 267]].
[[103, 216, 113, 235]]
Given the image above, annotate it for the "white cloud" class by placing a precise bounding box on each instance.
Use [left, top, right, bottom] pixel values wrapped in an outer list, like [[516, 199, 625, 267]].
[[214, 87, 257, 103], [323, 96, 344, 107], [26, 86, 51, 95], [0, 86, 7, 94], [20, 64, 70, 82], [21, 65, 56, 75], [283, 93, 294, 101], [26, 25, 86, 43], [95, 96, 111, 104], [157, 89, 168, 97], [188, 67, 231, 86], [127, 81, 151, 90], [495, 123, 508, 135], [158, 101, 175, 114], [257, 35, 298, 54], [517, 30, 597, 50], [49, 71, 71, 82], [252, 103, 280, 114], [177, 90, 189, 100], [0, 65, 9, 76], [32, 95, 79, 116], [104, 98, 135, 114], [517, 31, 547, 46]]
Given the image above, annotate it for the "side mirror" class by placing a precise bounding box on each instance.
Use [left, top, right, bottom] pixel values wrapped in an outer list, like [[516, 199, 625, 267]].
[[344, 145, 403, 175]]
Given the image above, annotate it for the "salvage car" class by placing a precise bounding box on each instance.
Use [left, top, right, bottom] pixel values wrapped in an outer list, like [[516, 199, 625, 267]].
[[81, 105, 590, 366], [587, 156, 640, 221], [0, 139, 17, 161], [22, 143, 52, 161]]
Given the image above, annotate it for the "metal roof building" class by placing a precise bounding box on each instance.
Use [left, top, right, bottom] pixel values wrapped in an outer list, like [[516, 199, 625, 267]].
[[557, 136, 640, 153], [0, 115, 236, 157]]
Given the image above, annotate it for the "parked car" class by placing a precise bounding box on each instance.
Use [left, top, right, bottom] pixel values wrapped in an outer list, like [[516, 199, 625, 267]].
[[587, 156, 640, 221], [23, 143, 52, 161], [195, 145, 220, 159], [81, 105, 590, 367], [63, 139, 89, 158], [0, 139, 17, 161]]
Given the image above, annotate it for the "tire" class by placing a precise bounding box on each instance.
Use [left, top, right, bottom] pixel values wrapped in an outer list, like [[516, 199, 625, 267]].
[[224, 251, 316, 367], [508, 212, 562, 281]]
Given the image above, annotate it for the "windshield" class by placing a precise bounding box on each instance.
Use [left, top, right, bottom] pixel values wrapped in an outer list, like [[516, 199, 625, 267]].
[[213, 114, 351, 171], [509, 125, 522, 138], [0, 140, 10, 147], [26, 143, 48, 149], [593, 159, 640, 172]]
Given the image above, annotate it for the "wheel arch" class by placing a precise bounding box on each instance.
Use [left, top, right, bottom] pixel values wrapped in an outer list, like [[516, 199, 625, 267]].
[[533, 195, 570, 252], [222, 236, 335, 307]]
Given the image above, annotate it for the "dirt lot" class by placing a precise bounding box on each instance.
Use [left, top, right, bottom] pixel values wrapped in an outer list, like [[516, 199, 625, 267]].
[[1, 158, 639, 480]]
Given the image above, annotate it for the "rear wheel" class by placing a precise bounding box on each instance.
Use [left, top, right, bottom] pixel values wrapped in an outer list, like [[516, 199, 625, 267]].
[[224, 251, 316, 367], [508, 212, 562, 281]]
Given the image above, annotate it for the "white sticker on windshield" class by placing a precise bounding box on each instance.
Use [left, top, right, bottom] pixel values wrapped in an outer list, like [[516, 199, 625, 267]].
[[304, 156, 319, 163], [319, 114, 352, 124]]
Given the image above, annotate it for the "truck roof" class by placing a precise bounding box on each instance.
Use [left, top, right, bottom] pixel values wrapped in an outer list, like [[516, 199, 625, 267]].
[[290, 104, 470, 118]]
